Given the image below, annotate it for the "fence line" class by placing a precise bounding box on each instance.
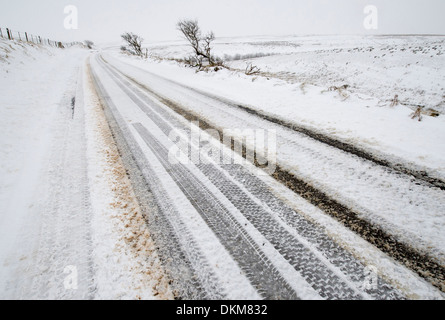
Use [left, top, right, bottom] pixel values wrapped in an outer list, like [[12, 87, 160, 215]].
[[0, 27, 82, 48]]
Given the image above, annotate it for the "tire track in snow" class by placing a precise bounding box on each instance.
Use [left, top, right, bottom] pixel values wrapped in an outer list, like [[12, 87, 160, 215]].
[[133, 123, 300, 300], [97, 56, 406, 299], [95, 56, 306, 299], [12, 67, 95, 299], [89, 60, 227, 299], [98, 55, 445, 293], [117, 57, 445, 190]]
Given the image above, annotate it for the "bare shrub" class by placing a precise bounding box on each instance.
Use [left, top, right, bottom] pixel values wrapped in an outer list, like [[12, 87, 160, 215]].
[[245, 62, 261, 75], [185, 54, 204, 69], [84, 40, 94, 49], [177, 19, 222, 70], [121, 32, 143, 56]]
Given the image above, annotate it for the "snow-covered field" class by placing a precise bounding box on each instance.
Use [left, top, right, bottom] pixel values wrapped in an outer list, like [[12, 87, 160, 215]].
[[142, 35, 445, 178], [151, 35, 445, 112]]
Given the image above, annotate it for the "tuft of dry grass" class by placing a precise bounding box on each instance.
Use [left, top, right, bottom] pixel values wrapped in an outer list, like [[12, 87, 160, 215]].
[[410, 106, 423, 121], [245, 62, 261, 76], [390, 94, 399, 107]]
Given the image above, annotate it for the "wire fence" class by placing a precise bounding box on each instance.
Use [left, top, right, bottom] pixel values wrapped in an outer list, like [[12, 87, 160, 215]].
[[0, 27, 82, 48]]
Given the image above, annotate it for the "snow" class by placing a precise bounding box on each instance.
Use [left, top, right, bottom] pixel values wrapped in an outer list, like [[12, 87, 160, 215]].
[[101, 49, 445, 266], [202, 121, 445, 299], [91, 51, 444, 298], [0, 39, 171, 299], [90, 56, 262, 299], [0, 40, 89, 298], [128, 35, 445, 178], [1, 34, 444, 300], [0, 41, 82, 220], [82, 62, 173, 299]]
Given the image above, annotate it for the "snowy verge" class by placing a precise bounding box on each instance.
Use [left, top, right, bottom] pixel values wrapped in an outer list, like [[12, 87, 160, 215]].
[[0, 40, 90, 298], [0, 40, 86, 215]]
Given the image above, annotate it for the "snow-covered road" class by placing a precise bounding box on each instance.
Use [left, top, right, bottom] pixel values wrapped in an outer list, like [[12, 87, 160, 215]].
[[88, 52, 445, 299], [1, 39, 443, 299]]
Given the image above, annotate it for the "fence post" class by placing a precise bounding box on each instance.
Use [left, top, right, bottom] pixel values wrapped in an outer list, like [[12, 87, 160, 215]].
[[1, 27, 69, 47]]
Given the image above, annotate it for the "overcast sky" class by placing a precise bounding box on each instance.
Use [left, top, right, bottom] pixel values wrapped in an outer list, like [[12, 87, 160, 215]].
[[1, 0, 444, 44]]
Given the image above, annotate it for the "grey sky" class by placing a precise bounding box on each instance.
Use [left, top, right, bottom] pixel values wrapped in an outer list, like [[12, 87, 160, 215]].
[[1, 0, 444, 44]]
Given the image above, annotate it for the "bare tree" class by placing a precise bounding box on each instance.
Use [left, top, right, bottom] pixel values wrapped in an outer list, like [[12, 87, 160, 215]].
[[177, 20, 201, 55], [202, 31, 215, 64], [84, 40, 94, 49], [121, 32, 143, 56], [177, 20, 219, 68]]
